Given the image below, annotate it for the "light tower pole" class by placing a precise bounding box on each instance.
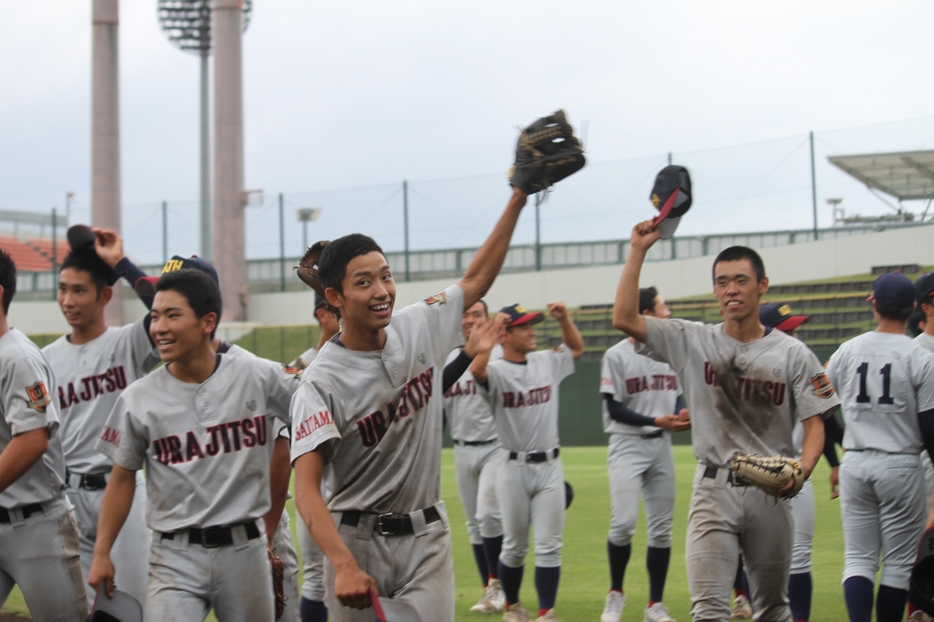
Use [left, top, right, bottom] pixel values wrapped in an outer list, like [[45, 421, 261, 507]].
[[157, 1, 252, 262], [92, 0, 123, 325]]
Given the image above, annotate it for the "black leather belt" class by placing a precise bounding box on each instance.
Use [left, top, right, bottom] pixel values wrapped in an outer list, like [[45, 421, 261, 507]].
[[340, 506, 441, 537], [453, 439, 496, 447], [0, 504, 43, 524], [641, 430, 664, 440], [508, 447, 560, 463], [703, 465, 748, 487], [66, 470, 108, 491], [160, 521, 261, 547]]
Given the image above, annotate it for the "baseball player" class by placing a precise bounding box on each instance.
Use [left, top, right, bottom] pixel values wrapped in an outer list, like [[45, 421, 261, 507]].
[[292, 295, 341, 622], [0, 248, 88, 621], [612, 221, 839, 622], [42, 228, 157, 607], [825, 273, 934, 622], [290, 187, 531, 622], [599, 286, 689, 622], [88, 269, 294, 620], [469, 301, 584, 622], [443, 299, 506, 614]]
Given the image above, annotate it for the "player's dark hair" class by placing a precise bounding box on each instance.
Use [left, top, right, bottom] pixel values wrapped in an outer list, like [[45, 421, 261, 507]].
[[315, 303, 341, 322], [639, 287, 659, 315], [0, 249, 17, 314], [60, 249, 111, 295], [317, 234, 386, 294], [712, 246, 766, 282], [876, 302, 915, 322], [155, 270, 223, 338]]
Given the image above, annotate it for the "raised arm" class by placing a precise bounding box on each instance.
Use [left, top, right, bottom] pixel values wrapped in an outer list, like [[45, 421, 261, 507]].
[[92, 227, 156, 311], [458, 189, 528, 310], [467, 314, 508, 385], [547, 301, 584, 359], [612, 220, 661, 342], [294, 450, 376, 609]]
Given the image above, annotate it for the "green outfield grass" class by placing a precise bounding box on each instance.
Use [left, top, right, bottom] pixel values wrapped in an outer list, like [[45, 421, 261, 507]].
[[1, 446, 849, 620]]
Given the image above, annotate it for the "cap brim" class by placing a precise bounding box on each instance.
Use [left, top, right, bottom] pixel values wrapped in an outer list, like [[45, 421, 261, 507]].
[[135, 276, 159, 297], [652, 188, 679, 227], [657, 216, 681, 240], [90, 585, 143, 622], [508, 312, 545, 327], [775, 315, 809, 332]]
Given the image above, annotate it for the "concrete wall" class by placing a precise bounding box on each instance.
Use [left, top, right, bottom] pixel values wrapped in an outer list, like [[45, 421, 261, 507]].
[[10, 222, 932, 333]]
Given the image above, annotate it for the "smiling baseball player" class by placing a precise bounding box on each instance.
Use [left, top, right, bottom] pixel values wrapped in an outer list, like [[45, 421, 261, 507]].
[[470, 301, 584, 622], [443, 299, 506, 615], [290, 187, 534, 622], [41, 228, 157, 607], [0, 248, 88, 621], [825, 273, 934, 622], [612, 220, 840, 622], [600, 287, 689, 622], [88, 269, 294, 620]]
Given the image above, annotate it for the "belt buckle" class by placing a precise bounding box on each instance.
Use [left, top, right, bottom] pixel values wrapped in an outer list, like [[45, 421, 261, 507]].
[[200, 527, 223, 548], [376, 513, 397, 536]]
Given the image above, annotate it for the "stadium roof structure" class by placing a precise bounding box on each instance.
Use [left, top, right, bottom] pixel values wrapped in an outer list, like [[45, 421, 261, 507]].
[[829, 150, 934, 201]]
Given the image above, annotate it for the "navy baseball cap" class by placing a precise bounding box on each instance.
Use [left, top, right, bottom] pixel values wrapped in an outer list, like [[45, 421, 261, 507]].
[[759, 303, 809, 332], [867, 272, 916, 308], [908, 308, 926, 337], [650, 165, 692, 239], [500, 304, 544, 328], [916, 272, 934, 304], [135, 255, 219, 297]]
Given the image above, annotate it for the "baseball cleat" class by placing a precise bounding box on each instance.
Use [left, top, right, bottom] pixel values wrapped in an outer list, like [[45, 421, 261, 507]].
[[729, 595, 753, 620], [502, 603, 531, 622], [600, 591, 626, 622], [644, 602, 675, 622], [488, 578, 506, 612], [534, 609, 557, 622], [469, 587, 489, 613]]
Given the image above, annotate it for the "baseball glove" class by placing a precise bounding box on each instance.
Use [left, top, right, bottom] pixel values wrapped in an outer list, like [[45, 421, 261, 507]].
[[728, 453, 805, 499], [295, 240, 330, 296], [269, 547, 287, 620], [508, 110, 585, 194]]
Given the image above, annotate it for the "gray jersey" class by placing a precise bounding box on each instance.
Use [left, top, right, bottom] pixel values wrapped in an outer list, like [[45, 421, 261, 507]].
[[644, 317, 839, 466], [95, 354, 292, 531], [290, 284, 464, 513], [223, 343, 299, 437], [826, 331, 934, 453], [298, 347, 318, 366], [916, 332, 934, 356], [443, 345, 502, 443], [483, 345, 574, 452], [600, 339, 680, 435], [0, 328, 66, 506], [42, 318, 156, 474]]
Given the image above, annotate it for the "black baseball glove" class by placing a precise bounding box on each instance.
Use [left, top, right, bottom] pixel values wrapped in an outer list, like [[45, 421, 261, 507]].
[[509, 110, 586, 194]]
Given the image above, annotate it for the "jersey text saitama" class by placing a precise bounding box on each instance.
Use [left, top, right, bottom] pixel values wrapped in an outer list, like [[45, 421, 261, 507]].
[[290, 284, 464, 513], [644, 317, 839, 466]]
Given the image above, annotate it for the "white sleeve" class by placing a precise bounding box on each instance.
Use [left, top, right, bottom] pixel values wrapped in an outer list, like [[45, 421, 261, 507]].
[[258, 358, 299, 425], [790, 348, 841, 422], [552, 344, 575, 382], [599, 349, 627, 403], [408, 284, 465, 365], [290, 380, 341, 465], [126, 316, 158, 376], [643, 317, 699, 373], [913, 348, 934, 413], [95, 393, 148, 471]]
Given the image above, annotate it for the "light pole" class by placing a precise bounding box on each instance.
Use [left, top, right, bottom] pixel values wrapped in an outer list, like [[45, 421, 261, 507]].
[[297, 208, 323, 253], [827, 198, 843, 227]]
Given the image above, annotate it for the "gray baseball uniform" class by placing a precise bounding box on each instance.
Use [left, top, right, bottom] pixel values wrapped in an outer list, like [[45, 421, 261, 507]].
[[0, 328, 87, 621], [444, 345, 503, 547], [483, 345, 574, 569], [600, 339, 679, 550], [42, 317, 157, 606], [826, 332, 934, 590], [290, 284, 464, 622], [96, 353, 293, 622], [916, 333, 934, 497], [789, 423, 815, 575], [643, 317, 839, 622]]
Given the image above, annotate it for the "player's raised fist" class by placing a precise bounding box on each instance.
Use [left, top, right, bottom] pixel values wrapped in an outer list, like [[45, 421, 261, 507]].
[[630, 219, 662, 252], [547, 301, 568, 320], [464, 313, 505, 358], [90, 227, 126, 268]]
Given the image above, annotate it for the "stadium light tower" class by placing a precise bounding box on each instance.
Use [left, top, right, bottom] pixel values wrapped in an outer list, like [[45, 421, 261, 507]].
[[156, 0, 252, 263]]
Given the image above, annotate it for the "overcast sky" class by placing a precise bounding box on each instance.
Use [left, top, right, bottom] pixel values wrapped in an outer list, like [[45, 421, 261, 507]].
[[2, 1, 933, 262]]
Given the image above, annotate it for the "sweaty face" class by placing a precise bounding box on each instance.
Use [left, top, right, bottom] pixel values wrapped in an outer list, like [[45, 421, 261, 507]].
[[330, 251, 395, 333], [57, 268, 109, 329], [461, 301, 487, 340], [504, 322, 536, 354], [713, 259, 768, 323], [149, 289, 215, 363]]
